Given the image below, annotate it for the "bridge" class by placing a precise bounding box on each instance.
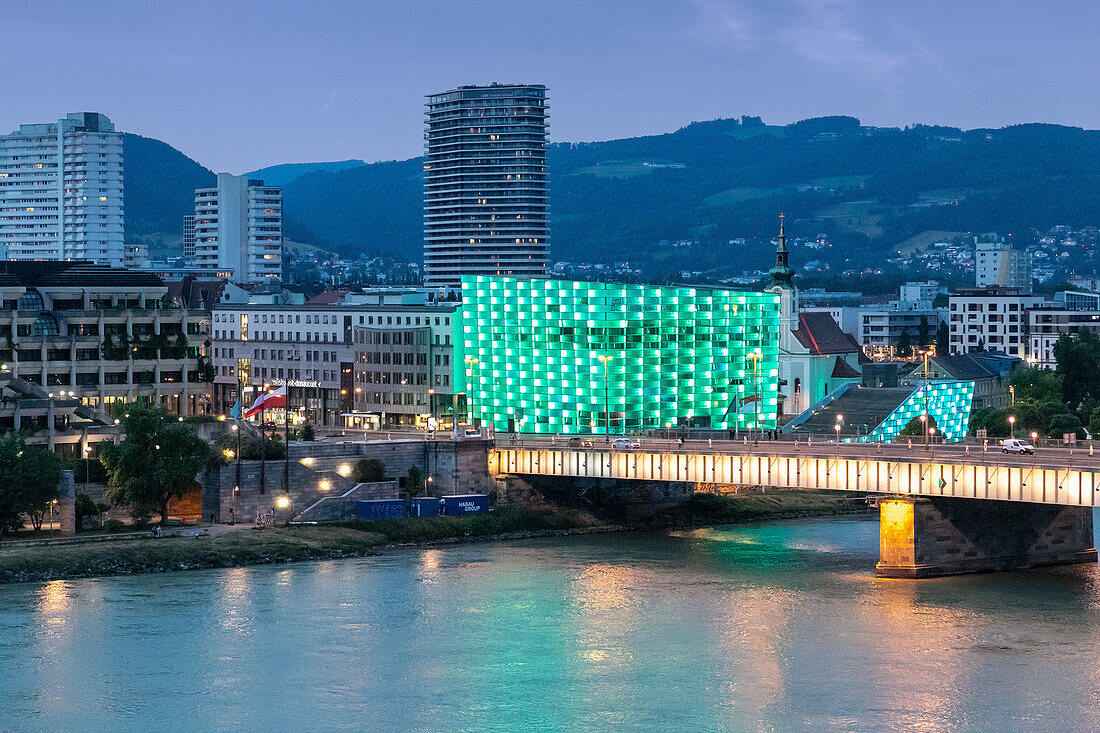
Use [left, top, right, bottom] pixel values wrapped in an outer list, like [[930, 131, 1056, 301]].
[[489, 438, 1099, 578]]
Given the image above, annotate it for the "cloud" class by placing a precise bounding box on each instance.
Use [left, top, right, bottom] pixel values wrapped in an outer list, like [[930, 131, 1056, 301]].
[[686, 0, 941, 93], [323, 89, 338, 110], [782, 0, 933, 90], [686, 0, 759, 47]]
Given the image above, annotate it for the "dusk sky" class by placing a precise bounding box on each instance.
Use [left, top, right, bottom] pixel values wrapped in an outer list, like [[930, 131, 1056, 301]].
[[4, 1, 1097, 173]]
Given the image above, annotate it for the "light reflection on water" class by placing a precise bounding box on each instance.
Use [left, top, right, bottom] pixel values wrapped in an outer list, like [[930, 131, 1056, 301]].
[[1, 516, 1100, 731]]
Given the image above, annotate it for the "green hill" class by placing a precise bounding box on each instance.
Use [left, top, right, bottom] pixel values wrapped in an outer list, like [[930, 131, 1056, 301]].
[[124, 117, 1100, 276], [248, 159, 366, 187]]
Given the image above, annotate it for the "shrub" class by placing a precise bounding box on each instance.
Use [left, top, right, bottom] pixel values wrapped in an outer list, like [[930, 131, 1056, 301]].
[[300, 423, 315, 442], [353, 459, 385, 483], [102, 519, 126, 533], [75, 493, 110, 530]]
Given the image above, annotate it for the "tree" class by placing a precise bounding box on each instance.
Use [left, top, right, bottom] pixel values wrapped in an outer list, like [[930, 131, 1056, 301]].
[[20, 445, 64, 531], [1089, 406, 1100, 438], [300, 423, 315, 442], [1048, 413, 1084, 440], [0, 436, 62, 535], [1054, 330, 1100, 410], [895, 329, 912, 359], [917, 316, 930, 349], [406, 466, 425, 497], [935, 322, 950, 355], [353, 458, 385, 483], [100, 403, 212, 526], [1009, 368, 1062, 406], [969, 407, 1009, 438]]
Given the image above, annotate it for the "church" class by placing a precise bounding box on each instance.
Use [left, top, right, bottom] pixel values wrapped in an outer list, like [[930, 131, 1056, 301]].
[[765, 215, 863, 419]]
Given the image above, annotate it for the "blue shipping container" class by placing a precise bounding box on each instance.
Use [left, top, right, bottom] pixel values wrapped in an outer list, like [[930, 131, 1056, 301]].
[[411, 497, 441, 517], [441, 494, 490, 515], [356, 499, 407, 520]]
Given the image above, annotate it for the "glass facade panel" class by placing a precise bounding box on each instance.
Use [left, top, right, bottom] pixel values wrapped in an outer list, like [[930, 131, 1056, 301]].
[[456, 276, 781, 434]]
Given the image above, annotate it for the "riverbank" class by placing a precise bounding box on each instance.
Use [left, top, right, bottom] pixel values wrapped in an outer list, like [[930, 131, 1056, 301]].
[[0, 491, 871, 584]]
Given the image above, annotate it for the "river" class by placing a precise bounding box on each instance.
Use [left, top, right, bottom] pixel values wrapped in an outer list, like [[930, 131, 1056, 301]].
[[3, 516, 1100, 731]]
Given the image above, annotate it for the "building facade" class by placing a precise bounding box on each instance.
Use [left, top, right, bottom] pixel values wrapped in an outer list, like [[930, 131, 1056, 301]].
[[457, 276, 781, 434], [183, 214, 196, 259], [194, 173, 282, 283], [0, 113, 124, 266], [423, 84, 549, 289], [857, 307, 947, 358], [975, 236, 1032, 294], [212, 293, 457, 428], [948, 288, 1043, 359], [1028, 309, 1100, 368], [0, 261, 210, 418]]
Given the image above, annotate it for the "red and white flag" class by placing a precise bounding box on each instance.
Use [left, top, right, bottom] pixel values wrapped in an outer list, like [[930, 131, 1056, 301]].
[[244, 386, 287, 419]]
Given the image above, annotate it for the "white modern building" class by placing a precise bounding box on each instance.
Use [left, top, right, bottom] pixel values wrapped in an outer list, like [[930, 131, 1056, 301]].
[[193, 174, 282, 283], [0, 112, 124, 266], [975, 236, 1032, 294], [1028, 309, 1100, 368], [948, 288, 1043, 359]]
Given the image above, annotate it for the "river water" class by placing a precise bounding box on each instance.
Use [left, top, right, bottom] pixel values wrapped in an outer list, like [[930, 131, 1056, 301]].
[[3, 516, 1100, 732]]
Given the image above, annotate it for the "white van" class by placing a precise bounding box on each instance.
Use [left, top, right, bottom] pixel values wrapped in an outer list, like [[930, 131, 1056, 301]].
[[1001, 438, 1035, 455]]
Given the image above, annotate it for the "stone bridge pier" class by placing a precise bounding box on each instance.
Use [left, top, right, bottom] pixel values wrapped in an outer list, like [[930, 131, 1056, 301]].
[[877, 497, 1097, 578]]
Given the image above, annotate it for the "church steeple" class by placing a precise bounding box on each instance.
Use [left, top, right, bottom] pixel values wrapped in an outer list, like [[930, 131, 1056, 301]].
[[768, 213, 795, 289]]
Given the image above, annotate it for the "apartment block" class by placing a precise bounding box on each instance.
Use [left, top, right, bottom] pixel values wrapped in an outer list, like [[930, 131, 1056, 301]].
[[194, 173, 282, 283], [0, 113, 124, 266], [423, 84, 549, 289], [948, 288, 1043, 358]]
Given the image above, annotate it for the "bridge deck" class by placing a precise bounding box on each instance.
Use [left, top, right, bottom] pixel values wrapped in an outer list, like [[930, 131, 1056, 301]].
[[490, 439, 1100, 508]]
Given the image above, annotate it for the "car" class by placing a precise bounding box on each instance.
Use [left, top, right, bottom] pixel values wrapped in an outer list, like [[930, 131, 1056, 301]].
[[1001, 439, 1035, 455], [568, 437, 594, 447], [611, 438, 641, 449]]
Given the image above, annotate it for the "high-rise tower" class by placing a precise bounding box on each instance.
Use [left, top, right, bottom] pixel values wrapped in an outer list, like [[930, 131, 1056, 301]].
[[0, 113, 124, 266], [423, 84, 549, 289], [193, 174, 282, 283]]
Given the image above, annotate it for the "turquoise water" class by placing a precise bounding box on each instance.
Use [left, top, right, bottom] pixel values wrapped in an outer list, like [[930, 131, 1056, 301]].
[[3, 517, 1100, 731]]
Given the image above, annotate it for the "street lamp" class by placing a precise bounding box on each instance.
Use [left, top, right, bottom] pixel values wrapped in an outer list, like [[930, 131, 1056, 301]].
[[1009, 385, 1015, 407], [1008, 415, 1016, 439], [82, 445, 91, 491], [597, 354, 614, 442]]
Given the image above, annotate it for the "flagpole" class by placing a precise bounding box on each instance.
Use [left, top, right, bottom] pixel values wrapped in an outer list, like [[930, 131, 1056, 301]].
[[284, 382, 290, 497]]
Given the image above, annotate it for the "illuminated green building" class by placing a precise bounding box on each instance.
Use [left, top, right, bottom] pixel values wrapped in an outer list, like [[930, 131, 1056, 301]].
[[456, 276, 781, 434]]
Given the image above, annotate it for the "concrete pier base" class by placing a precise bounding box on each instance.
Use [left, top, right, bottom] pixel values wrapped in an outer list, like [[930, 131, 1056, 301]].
[[57, 469, 76, 536], [876, 496, 1097, 578]]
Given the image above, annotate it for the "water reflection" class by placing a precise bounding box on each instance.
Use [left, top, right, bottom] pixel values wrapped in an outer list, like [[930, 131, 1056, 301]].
[[2, 518, 1100, 731]]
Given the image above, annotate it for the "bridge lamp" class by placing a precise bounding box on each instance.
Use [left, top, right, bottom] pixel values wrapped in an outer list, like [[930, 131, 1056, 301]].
[[1030, 431, 1038, 441], [1008, 415, 1016, 438], [275, 495, 290, 509]]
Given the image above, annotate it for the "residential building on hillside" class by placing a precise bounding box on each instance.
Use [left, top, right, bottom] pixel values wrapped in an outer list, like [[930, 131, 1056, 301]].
[[0, 113, 124, 266], [212, 290, 457, 428], [948, 288, 1043, 358], [1028, 309, 1100, 368], [457, 276, 781, 434], [0, 261, 210, 419], [193, 173, 282, 283], [975, 235, 1032, 294], [423, 84, 549, 289]]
